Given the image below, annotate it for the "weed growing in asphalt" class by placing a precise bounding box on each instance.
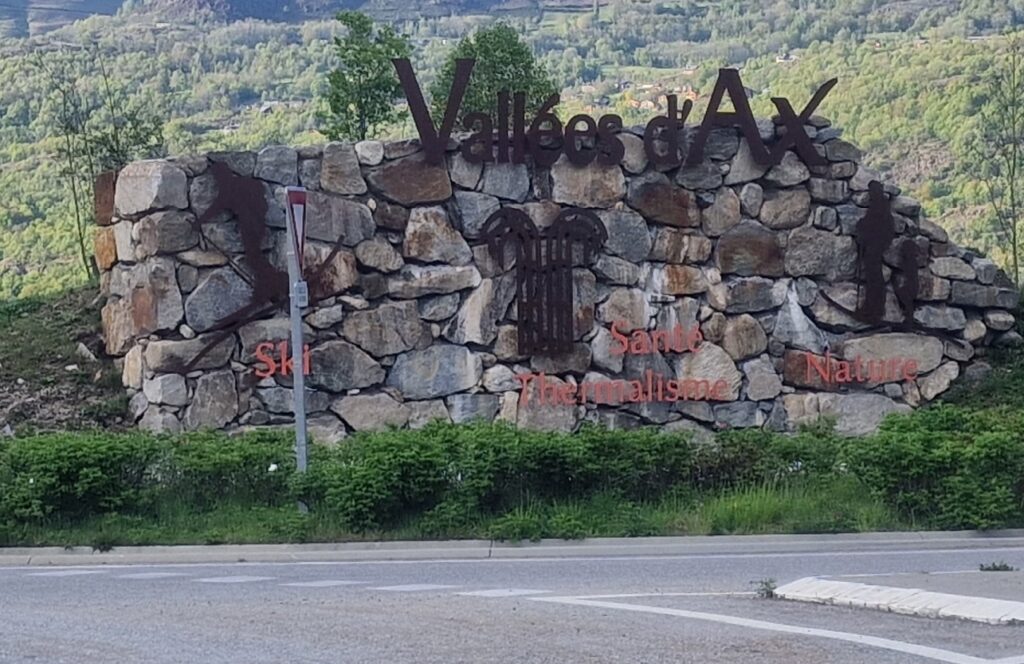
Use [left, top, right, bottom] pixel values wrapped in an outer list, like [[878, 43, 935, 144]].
[[979, 561, 1019, 571], [89, 532, 116, 553], [753, 578, 777, 599]]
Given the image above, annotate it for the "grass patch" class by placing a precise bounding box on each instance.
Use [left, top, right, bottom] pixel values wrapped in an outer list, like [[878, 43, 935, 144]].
[[0, 287, 100, 385], [680, 477, 906, 536], [943, 311, 1024, 409], [944, 345, 1024, 409], [2, 478, 907, 548], [0, 287, 126, 431]]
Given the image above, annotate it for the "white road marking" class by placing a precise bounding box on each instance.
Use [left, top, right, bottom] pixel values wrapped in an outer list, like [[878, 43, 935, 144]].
[[372, 584, 458, 592], [116, 572, 189, 579], [457, 588, 550, 597], [195, 576, 275, 584], [531, 596, 1004, 664], [830, 570, 978, 579], [280, 580, 365, 588], [27, 570, 105, 577], [570, 591, 755, 599]]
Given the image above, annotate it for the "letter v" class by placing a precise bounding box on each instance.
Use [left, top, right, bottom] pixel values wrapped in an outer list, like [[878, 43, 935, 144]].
[[393, 57, 474, 164]]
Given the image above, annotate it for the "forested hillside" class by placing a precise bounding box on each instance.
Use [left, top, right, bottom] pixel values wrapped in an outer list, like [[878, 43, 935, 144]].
[[0, 0, 1022, 298]]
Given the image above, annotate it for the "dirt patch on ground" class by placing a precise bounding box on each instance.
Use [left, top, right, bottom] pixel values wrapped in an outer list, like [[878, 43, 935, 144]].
[[0, 288, 128, 434]]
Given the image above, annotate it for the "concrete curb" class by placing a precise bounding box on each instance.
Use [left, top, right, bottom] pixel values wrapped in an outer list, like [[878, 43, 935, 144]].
[[2, 529, 1024, 567], [776, 576, 1024, 625]]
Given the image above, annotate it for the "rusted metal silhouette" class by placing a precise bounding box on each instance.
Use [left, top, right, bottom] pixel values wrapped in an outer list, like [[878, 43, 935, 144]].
[[197, 161, 289, 303], [482, 207, 607, 355], [853, 180, 898, 324], [895, 239, 921, 330], [185, 161, 349, 370]]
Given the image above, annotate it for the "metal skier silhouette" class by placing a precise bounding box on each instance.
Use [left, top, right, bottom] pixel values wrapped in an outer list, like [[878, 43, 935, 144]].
[[481, 207, 607, 355], [186, 161, 350, 370]]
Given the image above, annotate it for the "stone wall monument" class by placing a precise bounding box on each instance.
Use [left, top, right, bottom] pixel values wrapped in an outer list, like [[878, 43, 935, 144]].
[[95, 119, 1019, 441]]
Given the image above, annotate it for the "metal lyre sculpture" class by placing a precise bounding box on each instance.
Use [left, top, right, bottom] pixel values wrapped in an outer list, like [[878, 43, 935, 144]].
[[481, 207, 607, 356]]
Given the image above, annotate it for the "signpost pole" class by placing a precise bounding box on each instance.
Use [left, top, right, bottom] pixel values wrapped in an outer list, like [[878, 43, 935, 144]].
[[285, 187, 309, 512]]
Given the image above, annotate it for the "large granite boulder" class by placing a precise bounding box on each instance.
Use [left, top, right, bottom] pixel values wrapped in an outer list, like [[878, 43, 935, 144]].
[[184, 267, 254, 333], [387, 345, 482, 400], [342, 300, 425, 356], [183, 370, 238, 430], [331, 393, 411, 431], [307, 340, 386, 392], [403, 206, 472, 265], [115, 161, 188, 216], [320, 143, 367, 195], [368, 153, 453, 205], [551, 155, 625, 207]]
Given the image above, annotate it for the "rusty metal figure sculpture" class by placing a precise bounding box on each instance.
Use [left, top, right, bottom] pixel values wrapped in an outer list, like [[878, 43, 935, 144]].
[[894, 238, 921, 330], [853, 180, 897, 324], [849, 179, 920, 328], [184, 161, 347, 370], [482, 207, 607, 355]]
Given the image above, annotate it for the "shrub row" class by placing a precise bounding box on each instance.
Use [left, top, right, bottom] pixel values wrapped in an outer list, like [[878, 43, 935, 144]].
[[0, 429, 293, 524], [1, 405, 1022, 536], [845, 406, 1024, 529]]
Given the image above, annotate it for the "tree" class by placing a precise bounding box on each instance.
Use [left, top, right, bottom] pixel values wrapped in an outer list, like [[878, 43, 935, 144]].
[[34, 48, 164, 282], [319, 11, 412, 141], [972, 32, 1024, 287], [429, 24, 558, 126]]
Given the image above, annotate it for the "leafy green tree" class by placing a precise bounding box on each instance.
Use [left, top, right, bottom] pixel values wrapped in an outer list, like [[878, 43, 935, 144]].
[[319, 11, 412, 141], [971, 33, 1024, 287], [430, 24, 557, 125]]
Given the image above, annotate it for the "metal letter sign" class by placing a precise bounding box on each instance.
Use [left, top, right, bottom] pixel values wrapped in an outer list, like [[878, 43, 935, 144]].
[[285, 186, 309, 480], [393, 58, 835, 169], [482, 208, 607, 355]]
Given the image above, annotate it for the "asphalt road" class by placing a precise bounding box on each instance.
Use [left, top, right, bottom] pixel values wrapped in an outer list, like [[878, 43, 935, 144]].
[[2, 535, 1024, 664]]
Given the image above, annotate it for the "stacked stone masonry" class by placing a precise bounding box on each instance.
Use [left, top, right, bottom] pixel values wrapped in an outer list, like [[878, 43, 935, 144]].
[[96, 119, 1020, 442]]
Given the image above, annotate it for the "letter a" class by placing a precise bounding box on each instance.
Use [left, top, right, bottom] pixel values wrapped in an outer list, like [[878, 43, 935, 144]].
[[687, 68, 770, 166]]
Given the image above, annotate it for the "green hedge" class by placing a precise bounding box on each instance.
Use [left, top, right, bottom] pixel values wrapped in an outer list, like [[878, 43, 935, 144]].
[[0, 430, 293, 525], [842, 406, 1024, 530], [1, 406, 1022, 538]]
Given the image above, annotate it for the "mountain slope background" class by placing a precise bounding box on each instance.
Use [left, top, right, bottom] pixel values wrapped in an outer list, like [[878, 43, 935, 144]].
[[0, 0, 602, 36], [0, 1, 1023, 299]]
